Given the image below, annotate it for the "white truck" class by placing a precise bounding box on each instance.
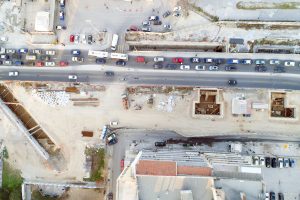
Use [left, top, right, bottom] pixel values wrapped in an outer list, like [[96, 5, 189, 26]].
[[111, 34, 119, 51], [110, 53, 128, 60], [88, 50, 109, 58]]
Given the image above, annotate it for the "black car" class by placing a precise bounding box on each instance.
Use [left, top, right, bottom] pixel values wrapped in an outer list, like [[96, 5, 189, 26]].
[[96, 58, 106, 64], [265, 157, 271, 168], [225, 66, 237, 71], [270, 192, 275, 200], [163, 11, 171, 18], [215, 58, 225, 64], [87, 35, 93, 44], [11, 54, 22, 60], [153, 62, 163, 69], [228, 80, 237, 86], [104, 71, 114, 76], [116, 60, 126, 66], [107, 192, 113, 200], [165, 63, 177, 70], [271, 157, 277, 168], [255, 65, 267, 72], [278, 193, 284, 200], [190, 57, 201, 63], [155, 141, 166, 147], [274, 66, 285, 73], [153, 20, 162, 25], [0, 60, 2, 65]]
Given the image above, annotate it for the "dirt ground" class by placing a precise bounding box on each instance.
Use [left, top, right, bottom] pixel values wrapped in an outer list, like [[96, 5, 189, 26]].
[[1, 83, 300, 181], [64, 188, 103, 200]]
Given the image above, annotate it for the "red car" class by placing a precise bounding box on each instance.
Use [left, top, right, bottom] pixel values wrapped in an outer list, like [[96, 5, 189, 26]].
[[129, 25, 139, 31], [120, 159, 124, 171], [59, 61, 69, 67], [69, 35, 74, 42], [136, 56, 145, 63], [35, 61, 44, 67], [172, 57, 184, 63]]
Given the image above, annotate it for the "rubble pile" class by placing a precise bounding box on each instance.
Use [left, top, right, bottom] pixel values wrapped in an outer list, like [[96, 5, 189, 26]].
[[32, 90, 70, 107]]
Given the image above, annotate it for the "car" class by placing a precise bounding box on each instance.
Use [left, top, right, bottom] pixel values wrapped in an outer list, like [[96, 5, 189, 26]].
[[70, 35, 75, 42], [214, 59, 225, 64], [56, 25, 66, 30], [204, 58, 214, 63], [18, 48, 28, 54], [116, 60, 126, 66], [255, 65, 267, 72], [59, 61, 68, 66], [8, 71, 18, 77], [110, 121, 119, 126], [278, 193, 284, 200], [165, 63, 177, 70], [289, 158, 295, 167], [284, 61, 295, 67], [31, 49, 42, 54], [60, 0, 65, 7], [265, 157, 271, 168], [155, 141, 166, 147], [271, 157, 277, 168], [45, 50, 56, 55], [195, 65, 206, 71], [180, 65, 190, 70], [87, 35, 93, 44], [252, 156, 259, 165], [11, 54, 22, 60], [107, 133, 118, 145], [153, 21, 162, 25], [59, 11, 64, 20], [36, 61, 44, 67], [40, 55, 50, 61], [68, 75, 77, 80], [0, 36, 8, 42], [0, 60, 2, 65], [255, 60, 266, 65], [260, 157, 265, 166], [120, 159, 124, 171], [274, 66, 285, 73], [107, 192, 113, 200], [227, 59, 239, 64], [105, 71, 114, 76], [278, 157, 283, 168], [241, 59, 252, 64], [270, 192, 275, 200], [0, 54, 9, 60], [81, 34, 87, 44], [172, 57, 184, 63], [6, 49, 16, 54], [142, 21, 150, 26], [225, 66, 237, 71], [190, 57, 201, 63], [265, 193, 270, 200], [149, 16, 159, 21], [45, 62, 55, 67], [163, 24, 172, 30], [228, 80, 237, 86], [74, 34, 80, 44], [269, 59, 280, 65], [71, 50, 81, 55], [142, 27, 151, 32], [153, 62, 163, 69], [209, 66, 219, 71], [96, 58, 106, 64], [154, 57, 164, 62], [283, 158, 289, 168], [163, 11, 171, 18], [3, 60, 12, 65], [136, 56, 145, 63], [128, 25, 139, 31], [14, 61, 23, 66], [71, 56, 84, 62]]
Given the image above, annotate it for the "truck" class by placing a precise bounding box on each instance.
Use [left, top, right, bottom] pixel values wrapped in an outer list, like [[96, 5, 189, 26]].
[[25, 55, 37, 61], [111, 34, 119, 51], [88, 50, 108, 58], [110, 53, 128, 60]]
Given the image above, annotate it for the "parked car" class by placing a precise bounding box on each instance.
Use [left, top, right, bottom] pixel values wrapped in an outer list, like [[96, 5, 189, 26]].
[[107, 192, 113, 200], [154, 57, 164, 62], [142, 21, 150, 26], [18, 48, 28, 54], [269, 59, 280, 65], [225, 66, 237, 71], [71, 56, 84, 62], [255, 65, 267, 72], [14, 61, 24, 66], [155, 141, 166, 147], [56, 25, 66, 30], [120, 159, 124, 171], [255, 60, 266, 65], [35, 61, 44, 67], [3, 60, 12, 65], [271, 157, 277, 168], [260, 157, 265, 166], [95, 58, 106, 64], [228, 79, 237, 86], [81, 34, 87, 44], [214, 58, 225, 64], [209, 65, 219, 71], [282, 158, 289, 167], [110, 121, 119, 126], [195, 65, 206, 71], [289, 158, 295, 167], [45, 62, 55, 67], [40, 55, 50, 61], [69, 34, 75, 42], [274, 66, 285, 73], [265, 157, 271, 168], [104, 71, 114, 76], [87, 35, 93, 44], [180, 65, 190, 70], [142, 27, 151, 32], [128, 25, 139, 31], [74, 34, 80, 44], [204, 58, 213, 63], [45, 50, 56, 55], [32, 49, 42, 54], [278, 157, 283, 168], [163, 11, 171, 18], [6, 49, 16, 54], [153, 62, 163, 69], [0, 36, 8, 42], [163, 24, 172, 30], [71, 50, 81, 55], [59, 61, 68, 66], [136, 56, 145, 63], [153, 21, 162, 25], [116, 60, 126, 66], [265, 193, 270, 200], [149, 16, 159, 21], [59, 11, 64, 20], [227, 59, 239, 64], [252, 156, 259, 165], [172, 57, 184, 64], [68, 75, 77, 80], [278, 193, 284, 200], [284, 61, 295, 67], [241, 59, 252, 64], [270, 192, 275, 200], [107, 133, 118, 145], [8, 71, 18, 77], [190, 57, 201, 63], [0, 54, 9, 60], [165, 63, 177, 70]]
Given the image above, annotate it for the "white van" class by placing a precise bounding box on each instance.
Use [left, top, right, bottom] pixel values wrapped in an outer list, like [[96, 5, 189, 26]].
[[111, 34, 119, 51]]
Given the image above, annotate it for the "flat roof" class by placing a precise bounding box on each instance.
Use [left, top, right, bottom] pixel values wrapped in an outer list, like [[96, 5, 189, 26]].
[[136, 160, 176, 176]]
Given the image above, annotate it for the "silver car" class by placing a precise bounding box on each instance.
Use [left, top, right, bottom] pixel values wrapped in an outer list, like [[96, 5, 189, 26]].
[[209, 65, 219, 71]]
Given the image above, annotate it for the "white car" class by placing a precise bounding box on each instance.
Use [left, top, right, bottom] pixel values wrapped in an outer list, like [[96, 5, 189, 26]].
[[45, 62, 55, 66], [8, 71, 18, 77], [68, 75, 77, 80], [278, 157, 283, 168], [255, 60, 266, 65], [269, 59, 280, 65], [3, 60, 12, 65], [110, 121, 119, 126], [195, 65, 206, 71], [209, 66, 219, 71], [204, 58, 213, 63], [72, 56, 84, 62], [6, 49, 15, 54], [32, 49, 42, 54], [0, 36, 8, 42], [153, 57, 164, 62], [284, 61, 295, 67], [265, 193, 270, 200], [260, 157, 265, 166], [45, 50, 56, 55], [74, 34, 80, 44], [180, 65, 190, 70], [81, 34, 87, 44]]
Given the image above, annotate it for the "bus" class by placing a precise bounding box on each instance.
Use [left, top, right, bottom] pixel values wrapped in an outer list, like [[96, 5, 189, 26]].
[[111, 34, 119, 51], [88, 50, 109, 58], [110, 53, 128, 60]]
